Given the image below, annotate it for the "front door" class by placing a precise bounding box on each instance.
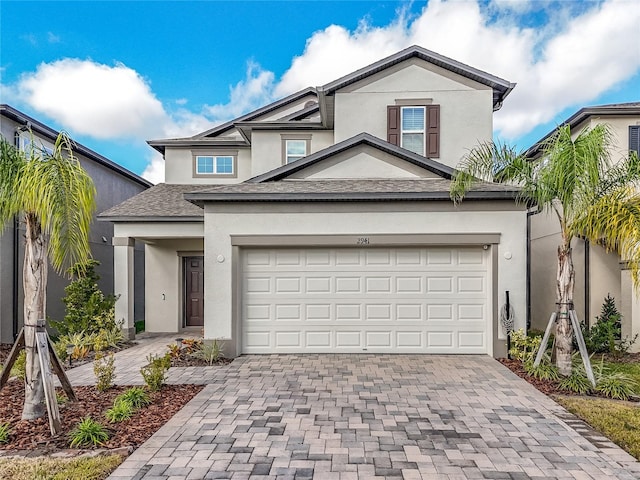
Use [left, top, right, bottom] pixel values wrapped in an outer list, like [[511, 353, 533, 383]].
[[184, 256, 204, 327]]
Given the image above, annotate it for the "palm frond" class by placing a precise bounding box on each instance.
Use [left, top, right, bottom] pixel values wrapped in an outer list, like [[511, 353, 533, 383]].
[[450, 141, 527, 203], [17, 133, 96, 275], [0, 138, 27, 229]]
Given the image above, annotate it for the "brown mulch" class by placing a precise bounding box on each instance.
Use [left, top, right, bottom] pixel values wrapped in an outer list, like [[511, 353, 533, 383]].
[[0, 379, 202, 454], [169, 353, 232, 368]]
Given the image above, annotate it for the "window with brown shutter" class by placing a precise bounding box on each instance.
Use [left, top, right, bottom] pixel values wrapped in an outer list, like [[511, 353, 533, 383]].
[[387, 103, 440, 158]]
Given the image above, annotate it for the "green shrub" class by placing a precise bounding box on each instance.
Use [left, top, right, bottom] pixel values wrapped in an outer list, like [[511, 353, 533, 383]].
[[524, 359, 560, 381], [580, 294, 637, 355], [140, 354, 170, 391], [559, 370, 593, 395], [93, 353, 115, 392], [69, 417, 109, 448], [508, 329, 543, 362], [93, 331, 108, 352], [134, 320, 145, 334], [115, 387, 150, 409], [0, 422, 11, 444], [596, 372, 637, 401], [53, 340, 69, 363], [102, 325, 125, 349], [193, 339, 223, 365], [51, 260, 119, 336], [105, 400, 133, 423], [10, 350, 26, 379]]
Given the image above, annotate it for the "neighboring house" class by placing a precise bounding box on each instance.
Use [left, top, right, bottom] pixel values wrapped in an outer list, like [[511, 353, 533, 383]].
[[100, 45, 526, 357], [528, 102, 640, 350], [0, 104, 151, 343]]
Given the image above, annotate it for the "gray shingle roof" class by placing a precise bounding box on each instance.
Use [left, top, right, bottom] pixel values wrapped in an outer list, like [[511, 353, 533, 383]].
[[184, 179, 519, 204], [98, 184, 211, 221]]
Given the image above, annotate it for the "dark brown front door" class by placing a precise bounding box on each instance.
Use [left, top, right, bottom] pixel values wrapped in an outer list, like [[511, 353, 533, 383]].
[[184, 256, 204, 327]]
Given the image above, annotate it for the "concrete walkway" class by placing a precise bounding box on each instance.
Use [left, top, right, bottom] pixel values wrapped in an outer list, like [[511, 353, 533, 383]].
[[65, 332, 187, 386], [106, 354, 640, 480]]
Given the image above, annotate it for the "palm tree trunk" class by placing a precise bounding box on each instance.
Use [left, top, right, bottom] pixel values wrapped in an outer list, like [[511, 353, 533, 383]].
[[22, 213, 47, 420], [556, 242, 574, 376]]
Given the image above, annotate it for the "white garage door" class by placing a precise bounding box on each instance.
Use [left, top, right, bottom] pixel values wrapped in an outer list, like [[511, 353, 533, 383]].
[[241, 247, 490, 354]]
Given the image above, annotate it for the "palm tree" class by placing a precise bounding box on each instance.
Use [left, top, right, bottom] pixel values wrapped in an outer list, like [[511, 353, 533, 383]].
[[450, 124, 640, 375], [0, 133, 95, 420]]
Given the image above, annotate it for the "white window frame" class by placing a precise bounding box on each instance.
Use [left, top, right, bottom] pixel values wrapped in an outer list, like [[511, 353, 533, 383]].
[[285, 139, 307, 164], [193, 153, 237, 177], [281, 134, 311, 165], [400, 106, 426, 156]]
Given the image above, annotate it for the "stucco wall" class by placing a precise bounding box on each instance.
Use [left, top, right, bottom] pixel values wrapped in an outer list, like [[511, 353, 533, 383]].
[[144, 238, 204, 333], [203, 202, 527, 357], [250, 130, 334, 177], [332, 59, 494, 170], [164, 147, 252, 184]]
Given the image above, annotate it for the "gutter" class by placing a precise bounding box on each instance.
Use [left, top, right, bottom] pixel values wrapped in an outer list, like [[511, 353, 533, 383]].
[[526, 206, 542, 330]]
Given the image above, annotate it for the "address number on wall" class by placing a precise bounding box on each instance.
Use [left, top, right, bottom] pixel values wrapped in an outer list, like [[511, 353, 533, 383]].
[[356, 237, 370, 245]]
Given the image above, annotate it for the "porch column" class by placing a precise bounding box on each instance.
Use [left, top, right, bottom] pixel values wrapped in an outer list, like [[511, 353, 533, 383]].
[[113, 237, 135, 340], [620, 265, 640, 353]]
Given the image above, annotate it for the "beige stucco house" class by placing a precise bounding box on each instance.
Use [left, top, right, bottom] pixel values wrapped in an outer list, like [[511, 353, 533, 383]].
[[100, 45, 527, 357], [528, 102, 640, 351]]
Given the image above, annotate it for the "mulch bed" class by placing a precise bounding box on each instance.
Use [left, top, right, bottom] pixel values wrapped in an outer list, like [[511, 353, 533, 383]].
[[0, 378, 202, 454], [169, 353, 232, 368]]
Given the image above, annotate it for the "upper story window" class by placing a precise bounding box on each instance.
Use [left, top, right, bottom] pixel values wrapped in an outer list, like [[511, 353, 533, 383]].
[[193, 153, 237, 177], [630, 126, 640, 156], [387, 103, 440, 158], [281, 134, 311, 164]]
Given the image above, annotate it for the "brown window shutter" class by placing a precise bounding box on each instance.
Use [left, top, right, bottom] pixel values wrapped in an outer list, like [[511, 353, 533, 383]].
[[425, 105, 440, 158], [387, 106, 400, 146]]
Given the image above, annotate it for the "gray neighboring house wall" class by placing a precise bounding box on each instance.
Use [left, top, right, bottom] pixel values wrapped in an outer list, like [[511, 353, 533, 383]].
[[0, 104, 152, 343]]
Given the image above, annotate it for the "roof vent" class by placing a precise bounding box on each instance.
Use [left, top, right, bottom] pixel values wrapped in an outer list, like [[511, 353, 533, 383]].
[[304, 100, 318, 109]]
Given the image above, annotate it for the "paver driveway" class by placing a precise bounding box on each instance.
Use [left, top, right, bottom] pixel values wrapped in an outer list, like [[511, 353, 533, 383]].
[[109, 355, 640, 480]]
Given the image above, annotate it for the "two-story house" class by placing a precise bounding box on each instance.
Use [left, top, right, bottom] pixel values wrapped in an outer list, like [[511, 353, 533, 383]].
[[0, 104, 151, 344], [528, 102, 640, 350], [100, 45, 526, 357]]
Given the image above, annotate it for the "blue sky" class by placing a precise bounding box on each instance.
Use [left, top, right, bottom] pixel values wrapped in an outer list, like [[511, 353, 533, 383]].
[[1, 0, 639, 183]]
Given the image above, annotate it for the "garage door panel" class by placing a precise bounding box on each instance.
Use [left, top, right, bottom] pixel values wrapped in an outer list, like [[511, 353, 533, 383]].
[[242, 247, 489, 354]]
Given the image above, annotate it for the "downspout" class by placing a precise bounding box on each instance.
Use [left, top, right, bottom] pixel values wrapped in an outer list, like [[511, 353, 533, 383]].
[[12, 129, 23, 340], [526, 206, 541, 330]]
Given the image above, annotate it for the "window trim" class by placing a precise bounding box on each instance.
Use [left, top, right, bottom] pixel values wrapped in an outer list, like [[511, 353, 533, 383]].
[[192, 151, 238, 178], [400, 106, 426, 156], [630, 125, 640, 156], [281, 134, 311, 165]]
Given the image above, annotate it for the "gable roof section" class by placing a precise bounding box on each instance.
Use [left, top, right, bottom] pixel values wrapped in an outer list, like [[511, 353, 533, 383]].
[[147, 87, 318, 153], [319, 45, 515, 110], [526, 102, 640, 158], [0, 104, 152, 188], [247, 133, 456, 183]]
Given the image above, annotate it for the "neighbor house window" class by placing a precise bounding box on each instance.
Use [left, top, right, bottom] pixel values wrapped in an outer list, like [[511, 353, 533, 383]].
[[387, 103, 440, 158], [630, 126, 640, 156], [281, 135, 311, 164], [193, 153, 237, 177]]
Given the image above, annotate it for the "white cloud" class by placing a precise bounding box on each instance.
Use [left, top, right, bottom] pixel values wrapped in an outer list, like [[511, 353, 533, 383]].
[[141, 151, 165, 184], [47, 32, 61, 44], [16, 59, 169, 140]]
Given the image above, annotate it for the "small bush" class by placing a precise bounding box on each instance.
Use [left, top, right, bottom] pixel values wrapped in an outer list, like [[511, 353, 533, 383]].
[[0, 422, 11, 444], [559, 370, 593, 395], [134, 320, 145, 333], [509, 329, 543, 362], [105, 400, 133, 423], [93, 353, 115, 392], [140, 354, 170, 391], [53, 340, 69, 363], [181, 338, 202, 354], [69, 417, 109, 448], [524, 359, 560, 381], [93, 331, 108, 352], [56, 392, 68, 405], [10, 350, 26, 379], [52, 260, 119, 337], [193, 339, 223, 365], [166, 343, 181, 359], [115, 387, 150, 409], [596, 372, 637, 401], [102, 325, 125, 349], [580, 294, 637, 355]]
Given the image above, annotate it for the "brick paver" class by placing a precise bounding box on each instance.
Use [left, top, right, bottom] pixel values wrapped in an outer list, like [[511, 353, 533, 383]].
[[107, 354, 640, 479]]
